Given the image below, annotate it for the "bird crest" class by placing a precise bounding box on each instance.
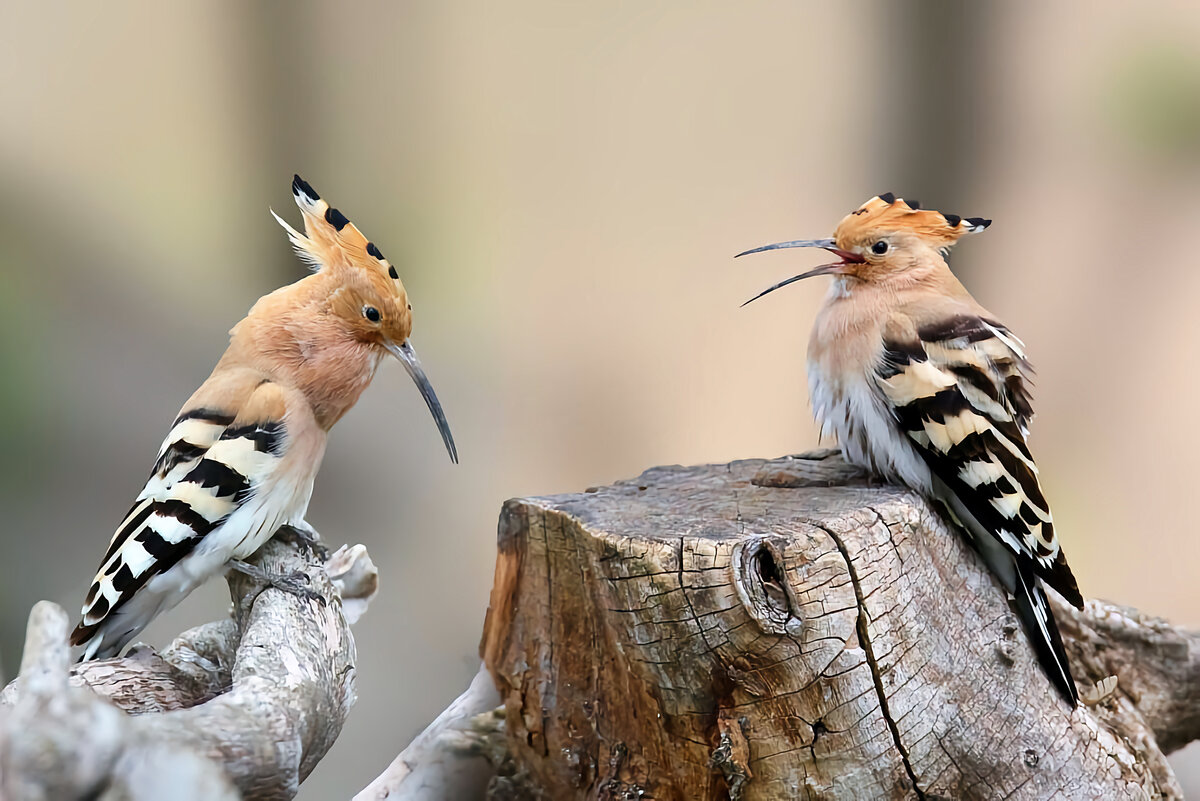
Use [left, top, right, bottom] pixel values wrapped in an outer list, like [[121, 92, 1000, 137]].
[[272, 175, 402, 284], [834, 192, 991, 251]]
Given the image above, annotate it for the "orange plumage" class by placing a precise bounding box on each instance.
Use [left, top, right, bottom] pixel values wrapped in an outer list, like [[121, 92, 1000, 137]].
[[72, 175, 456, 660]]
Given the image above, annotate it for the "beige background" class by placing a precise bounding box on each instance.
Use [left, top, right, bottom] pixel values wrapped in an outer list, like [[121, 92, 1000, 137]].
[[1, 2, 1198, 796]]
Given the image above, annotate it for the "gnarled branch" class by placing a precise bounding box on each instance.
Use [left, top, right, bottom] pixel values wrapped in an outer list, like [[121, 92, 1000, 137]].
[[0, 530, 377, 801]]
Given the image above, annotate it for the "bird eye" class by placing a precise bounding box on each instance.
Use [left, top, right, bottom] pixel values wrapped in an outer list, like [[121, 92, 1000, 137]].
[[363, 306, 381, 323], [871, 240, 889, 255]]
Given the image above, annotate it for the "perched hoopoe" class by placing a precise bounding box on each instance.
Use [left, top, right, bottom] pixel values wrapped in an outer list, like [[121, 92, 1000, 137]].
[[738, 193, 1083, 705], [70, 176, 457, 661]]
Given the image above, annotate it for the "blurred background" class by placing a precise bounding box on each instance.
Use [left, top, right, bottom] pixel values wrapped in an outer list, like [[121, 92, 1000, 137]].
[[2, 1, 1199, 796]]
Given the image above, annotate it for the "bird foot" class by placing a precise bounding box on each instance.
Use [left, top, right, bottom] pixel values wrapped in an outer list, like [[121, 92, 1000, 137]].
[[273, 522, 330, 561], [228, 560, 327, 606]]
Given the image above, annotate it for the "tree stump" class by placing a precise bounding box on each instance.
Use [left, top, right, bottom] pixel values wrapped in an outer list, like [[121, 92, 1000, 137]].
[[481, 451, 1197, 800]]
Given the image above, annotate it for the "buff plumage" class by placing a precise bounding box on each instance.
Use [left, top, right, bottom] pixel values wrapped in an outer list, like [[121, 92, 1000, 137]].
[[72, 176, 456, 660], [739, 193, 1082, 705]]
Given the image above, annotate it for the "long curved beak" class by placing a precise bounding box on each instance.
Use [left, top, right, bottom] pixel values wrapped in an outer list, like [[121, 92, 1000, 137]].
[[385, 340, 459, 464], [735, 237, 863, 262], [735, 237, 864, 307], [739, 263, 844, 307]]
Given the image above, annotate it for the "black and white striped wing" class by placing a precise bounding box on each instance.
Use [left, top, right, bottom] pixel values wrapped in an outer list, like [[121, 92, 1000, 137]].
[[71, 408, 285, 657], [875, 316, 1082, 608]]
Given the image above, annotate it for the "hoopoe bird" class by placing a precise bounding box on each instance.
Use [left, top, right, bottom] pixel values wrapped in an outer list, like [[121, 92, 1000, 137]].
[[738, 193, 1083, 705], [70, 176, 457, 661]]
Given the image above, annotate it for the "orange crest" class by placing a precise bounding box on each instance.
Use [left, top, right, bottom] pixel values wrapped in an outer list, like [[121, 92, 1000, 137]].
[[272, 175, 402, 282], [833, 193, 990, 251]]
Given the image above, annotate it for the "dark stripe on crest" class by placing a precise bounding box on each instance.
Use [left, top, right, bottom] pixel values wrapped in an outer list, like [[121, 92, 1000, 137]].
[[292, 175, 319, 201], [388, 266, 399, 280], [366, 242, 384, 260], [878, 192, 896, 204], [942, 212, 962, 227], [173, 408, 236, 427], [183, 458, 251, 501], [965, 217, 991, 229], [906, 199, 921, 209], [220, 421, 285, 454], [325, 207, 350, 231]]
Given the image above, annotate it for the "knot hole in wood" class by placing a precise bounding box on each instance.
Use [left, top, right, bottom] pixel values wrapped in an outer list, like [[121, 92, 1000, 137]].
[[731, 537, 804, 637]]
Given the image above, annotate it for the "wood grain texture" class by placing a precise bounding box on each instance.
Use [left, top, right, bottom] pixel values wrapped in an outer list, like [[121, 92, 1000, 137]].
[[481, 452, 1194, 800], [0, 529, 376, 801]]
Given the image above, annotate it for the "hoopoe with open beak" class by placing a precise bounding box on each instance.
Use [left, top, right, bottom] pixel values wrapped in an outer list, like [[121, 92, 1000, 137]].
[[738, 193, 1083, 705], [70, 175, 457, 661]]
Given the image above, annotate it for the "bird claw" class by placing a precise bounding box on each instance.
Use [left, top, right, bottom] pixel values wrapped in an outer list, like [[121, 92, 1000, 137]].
[[274, 522, 330, 561], [228, 560, 327, 607], [268, 570, 328, 607]]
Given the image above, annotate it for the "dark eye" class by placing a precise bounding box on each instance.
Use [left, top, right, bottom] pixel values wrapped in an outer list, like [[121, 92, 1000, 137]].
[[363, 306, 381, 323], [871, 240, 889, 255]]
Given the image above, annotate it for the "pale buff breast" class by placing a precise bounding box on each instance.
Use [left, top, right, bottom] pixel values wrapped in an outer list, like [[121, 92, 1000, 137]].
[[806, 280, 934, 494]]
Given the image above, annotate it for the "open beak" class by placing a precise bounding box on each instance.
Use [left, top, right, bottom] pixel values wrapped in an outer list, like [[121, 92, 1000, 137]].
[[735, 237, 865, 307], [385, 340, 459, 464]]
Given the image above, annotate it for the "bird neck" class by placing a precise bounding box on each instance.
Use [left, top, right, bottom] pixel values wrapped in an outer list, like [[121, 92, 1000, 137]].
[[830, 258, 968, 308], [813, 260, 971, 353], [221, 273, 384, 430]]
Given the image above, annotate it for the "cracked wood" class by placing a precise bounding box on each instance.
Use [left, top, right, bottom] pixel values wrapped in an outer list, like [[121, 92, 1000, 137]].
[[481, 451, 1190, 800]]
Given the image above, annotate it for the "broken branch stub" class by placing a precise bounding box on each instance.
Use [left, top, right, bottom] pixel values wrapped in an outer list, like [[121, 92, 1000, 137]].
[[481, 452, 1195, 800]]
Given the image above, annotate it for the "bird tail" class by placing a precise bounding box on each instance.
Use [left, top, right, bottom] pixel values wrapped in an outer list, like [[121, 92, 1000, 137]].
[[1012, 561, 1078, 706]]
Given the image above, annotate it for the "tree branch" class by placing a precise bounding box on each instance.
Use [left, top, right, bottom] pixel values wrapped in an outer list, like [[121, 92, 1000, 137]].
[[354, 662, 502, 801], [0, 530, 377, 801]]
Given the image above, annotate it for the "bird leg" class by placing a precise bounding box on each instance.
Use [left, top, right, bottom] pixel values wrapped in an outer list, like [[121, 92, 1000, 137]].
[[227, 560, 327, 607]]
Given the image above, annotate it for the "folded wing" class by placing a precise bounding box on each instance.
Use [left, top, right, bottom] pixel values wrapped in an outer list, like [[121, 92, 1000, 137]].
[[71, 380, 290, 660], [874, 315, 1082, 608]]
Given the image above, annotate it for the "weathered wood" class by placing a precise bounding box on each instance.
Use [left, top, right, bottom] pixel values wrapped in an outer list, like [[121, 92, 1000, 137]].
[[354, 662, 503, 801], [481, 452, 1196, 800], [0, 532, 378, 801]]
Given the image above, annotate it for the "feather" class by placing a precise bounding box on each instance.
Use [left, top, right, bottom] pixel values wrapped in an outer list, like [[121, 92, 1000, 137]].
[[71, 375, 315, 661], [875, 317, 1082, 608]]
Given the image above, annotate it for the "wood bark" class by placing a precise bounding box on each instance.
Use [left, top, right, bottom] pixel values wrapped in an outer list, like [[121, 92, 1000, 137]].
[[0, 530, 377, 801], [354, 662, 502, 801], [480, 451, 1199, 800]]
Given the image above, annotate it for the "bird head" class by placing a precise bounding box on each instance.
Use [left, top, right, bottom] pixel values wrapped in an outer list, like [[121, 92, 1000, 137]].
[[270, 175, 457, 462], [737, 193, 990, 305]]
